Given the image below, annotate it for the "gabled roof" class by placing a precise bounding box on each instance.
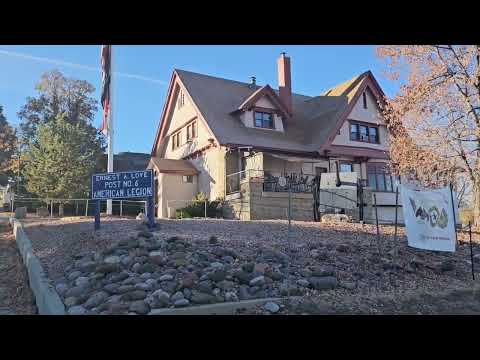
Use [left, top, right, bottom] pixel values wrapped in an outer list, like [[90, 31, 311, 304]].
[[235, 84, 291, 118], [153, 69, 387, 157], [148, 157, 199, 175]]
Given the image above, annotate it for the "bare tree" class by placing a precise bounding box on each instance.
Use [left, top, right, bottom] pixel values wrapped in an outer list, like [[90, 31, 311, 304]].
[[377, 45, 480, 224]]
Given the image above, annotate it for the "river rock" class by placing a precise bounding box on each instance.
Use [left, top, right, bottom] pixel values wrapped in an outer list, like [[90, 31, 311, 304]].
[[208, 269, 227, 282], [84, 291, 109, 309], [190, 291, 217, 304], [55, 283, 69, 297], [225, 291, 238, 302], [310, 266, 335, 277], [249, 275, 265, 287], [67, 270, 82, 282], [233, 270, 254, 285], [242, 262, 255, 273], [159, 274, 174, 282], [96, 263, 120, 274], [68, 305, 87, 315], [138, 230, 153, 238], [152, 289, 171, 306], [308, 276, 338, 290], [264, 302, 280, 314], [104, 283, 120, 294], [121, 290, 147, 301], [182, 272, 199, 288], [171, 291, 184, 302], [296, 279, 310, 287], [75, 276, 90, 287], [174, 298, 190, 307], [65, 285, 88, 298], [129, 300, 150, 315], [104, 255, 121, 265], [64, 296, 79, 307]]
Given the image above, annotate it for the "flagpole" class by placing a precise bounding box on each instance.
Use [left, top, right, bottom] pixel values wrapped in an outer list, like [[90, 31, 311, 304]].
[[106, 45, 114, 216]]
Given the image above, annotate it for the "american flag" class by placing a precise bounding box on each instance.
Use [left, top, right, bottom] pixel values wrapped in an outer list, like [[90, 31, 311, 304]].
[[100, 45, 111, 136]]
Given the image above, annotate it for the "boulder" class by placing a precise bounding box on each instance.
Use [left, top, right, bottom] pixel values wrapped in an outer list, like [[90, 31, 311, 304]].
[[308, 276, 338, 291], [264, 302, 280, 314], [129, 301, 150, 315], [190, 291, 217, 305]]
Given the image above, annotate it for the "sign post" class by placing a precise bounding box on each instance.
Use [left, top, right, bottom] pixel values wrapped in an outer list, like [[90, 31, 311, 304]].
[[91, 169, 155, 230], [94, 200, 100, 230]]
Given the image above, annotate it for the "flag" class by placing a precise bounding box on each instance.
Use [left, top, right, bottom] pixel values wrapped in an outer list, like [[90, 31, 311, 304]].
[[100, 45, 111, 136]]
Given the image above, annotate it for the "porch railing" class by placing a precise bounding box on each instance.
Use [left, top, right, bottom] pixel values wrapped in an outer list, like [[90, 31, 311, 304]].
[[226, 169, 317, 195]]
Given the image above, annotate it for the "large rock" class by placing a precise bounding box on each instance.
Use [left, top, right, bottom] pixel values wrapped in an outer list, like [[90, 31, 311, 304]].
[[310, 266, 335, 277], [264, 302, 280, 314], [129, 300, 150, 315], [190, 291, 217, 305], [152, 289, 171, 306], [65, 285, 88, 298], [55, 283, 69, 297], [121, 290, 147, 301], [182, 272, 199, 288], [104, 256, 121, 265], [233, 270, 254, 285], [308, 276, 338, 291], [208, 269, 227, 282], [249, 276, 266, 287], [96, 263, 120, 274], [68, 305, 87, 315], [84, 291, 109, 309], [67, 270, 83, 282]]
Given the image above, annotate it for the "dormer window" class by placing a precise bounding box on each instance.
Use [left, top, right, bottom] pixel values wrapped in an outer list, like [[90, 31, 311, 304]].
[[254, 111, 274, 129]]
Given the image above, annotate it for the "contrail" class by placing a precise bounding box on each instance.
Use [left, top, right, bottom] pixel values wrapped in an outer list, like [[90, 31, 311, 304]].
[[0, 49, 168, 85]]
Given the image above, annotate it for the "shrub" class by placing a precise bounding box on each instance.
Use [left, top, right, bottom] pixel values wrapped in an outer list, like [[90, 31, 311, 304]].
[[175, 192, 221, 219]]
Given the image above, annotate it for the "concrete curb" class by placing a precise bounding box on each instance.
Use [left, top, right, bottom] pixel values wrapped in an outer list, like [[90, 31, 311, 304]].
[[148, 297, 283, 315], [9, 218, 66, 315]]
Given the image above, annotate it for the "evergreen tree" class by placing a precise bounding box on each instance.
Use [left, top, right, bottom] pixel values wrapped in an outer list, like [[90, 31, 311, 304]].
[[0, 105, 18, 186], [24, 113, 103, 199]]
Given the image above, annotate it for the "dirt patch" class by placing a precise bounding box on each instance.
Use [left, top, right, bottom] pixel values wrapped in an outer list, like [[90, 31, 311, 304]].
[[0, 221, 36, 315], [20, 217, 480, 314]]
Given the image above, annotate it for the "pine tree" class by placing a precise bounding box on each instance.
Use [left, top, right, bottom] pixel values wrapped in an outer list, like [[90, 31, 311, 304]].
[[0, 105, 18, 186], [24, 113, 103, 199]]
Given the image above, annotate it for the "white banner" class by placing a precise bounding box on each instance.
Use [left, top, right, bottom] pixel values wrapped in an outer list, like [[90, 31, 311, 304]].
[[400, 184, 457, 252]]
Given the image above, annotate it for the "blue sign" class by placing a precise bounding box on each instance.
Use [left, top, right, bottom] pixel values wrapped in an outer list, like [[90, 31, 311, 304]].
[[91, 170, 153, 200]]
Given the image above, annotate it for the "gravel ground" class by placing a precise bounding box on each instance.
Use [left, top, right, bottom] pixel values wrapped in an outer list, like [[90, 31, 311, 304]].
[[21, 216, 480, 315], [0, 220, 36, 315]]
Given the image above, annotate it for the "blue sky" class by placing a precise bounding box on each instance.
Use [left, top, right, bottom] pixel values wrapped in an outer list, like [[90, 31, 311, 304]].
[[0, 45, 401, 154]]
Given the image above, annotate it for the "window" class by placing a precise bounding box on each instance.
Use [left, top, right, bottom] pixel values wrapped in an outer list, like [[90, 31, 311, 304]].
[[349, 121, 380, 144], [254, 111, 274, 129], [171, 131, 181, 150], [186, 121, 197, 141], [359, 125, 369, 141], [350, 123, 359, 141], [367, 164, 395, 192], [362, 92, 367, 109], [339, 163, 353, 172], [183, 175, 193, 183]]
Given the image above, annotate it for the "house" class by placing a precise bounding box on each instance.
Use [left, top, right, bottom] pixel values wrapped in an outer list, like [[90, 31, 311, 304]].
[[148, 53, 402, 222]]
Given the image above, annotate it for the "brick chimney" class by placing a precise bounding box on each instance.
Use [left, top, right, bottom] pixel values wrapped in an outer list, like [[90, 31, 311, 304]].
[[278, 52, 292, 115]]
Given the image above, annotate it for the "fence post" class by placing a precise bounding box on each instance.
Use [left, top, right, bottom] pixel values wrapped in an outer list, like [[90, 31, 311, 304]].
[[205, 200, 207, 219], [144, 201, 148, 218], [85, 199, 89, 217], [50, 200, 53, 218], [11, 195, 14, 213], [120, 200, 123, 217]]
